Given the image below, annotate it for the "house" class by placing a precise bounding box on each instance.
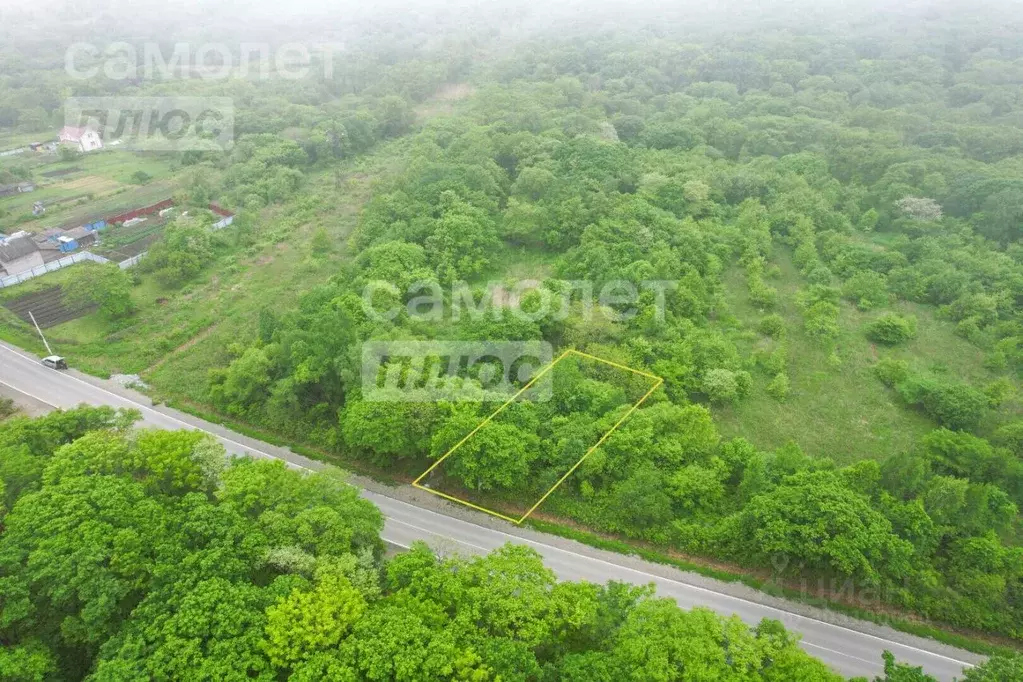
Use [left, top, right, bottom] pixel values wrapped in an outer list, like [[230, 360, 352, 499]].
[[63, 226, 97, 248], [0, 235, 44, 276], [58, 126, 103, 153]]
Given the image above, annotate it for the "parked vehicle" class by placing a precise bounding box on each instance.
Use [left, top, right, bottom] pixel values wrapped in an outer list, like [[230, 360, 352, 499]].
[[41, 355, 67, 370]]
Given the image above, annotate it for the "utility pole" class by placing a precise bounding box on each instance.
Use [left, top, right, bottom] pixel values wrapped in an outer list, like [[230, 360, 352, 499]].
[[28, 311, 53, 356]]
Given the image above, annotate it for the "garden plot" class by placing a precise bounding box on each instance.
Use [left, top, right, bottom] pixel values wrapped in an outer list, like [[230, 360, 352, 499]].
[[2, 285, 95, 328]]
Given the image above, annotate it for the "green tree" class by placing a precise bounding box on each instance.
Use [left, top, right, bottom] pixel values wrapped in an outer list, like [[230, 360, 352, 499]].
[[959, 654, 1023, 681], [340, 398, 446, 463], [434, 420, 539, 492], [731, 470, 914, 584], [62, 263, 136, 319], [139, 219, 216, 288], [262, 567, 367, 668]]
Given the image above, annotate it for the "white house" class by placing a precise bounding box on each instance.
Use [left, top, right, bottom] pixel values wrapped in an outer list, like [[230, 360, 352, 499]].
[[58, 126, 103, 153]]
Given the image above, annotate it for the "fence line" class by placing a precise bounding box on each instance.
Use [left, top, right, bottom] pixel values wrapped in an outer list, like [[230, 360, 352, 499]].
[[0, 209, 235, 288], [0, 252, 111, 288], [117, 252, 146, 269]]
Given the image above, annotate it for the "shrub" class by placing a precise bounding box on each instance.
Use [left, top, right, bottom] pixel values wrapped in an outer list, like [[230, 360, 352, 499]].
[[803, 300, 840, 344], [993, 421, 1023, 455], [748, 279, 778, 309], [757, 345, 786, 375], [874, 357, 910, 387], [703, 368, 751, 404], [766, 372, 790, 401], [842, 270, 889, 310], [866, 313, 917, 345], [0, 397, 16, 420], [984, 378, 1015, 407], [897, 376, 987, 431], [757, 313, 785, 338]]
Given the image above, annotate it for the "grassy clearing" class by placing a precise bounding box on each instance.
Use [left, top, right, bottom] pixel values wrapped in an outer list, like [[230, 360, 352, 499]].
[[0, 132, 50, 150], [0, 137, 409, 385], [713, 249, 1013, 464], [144, 141, 411, 399], [0, 150, 181, 233]]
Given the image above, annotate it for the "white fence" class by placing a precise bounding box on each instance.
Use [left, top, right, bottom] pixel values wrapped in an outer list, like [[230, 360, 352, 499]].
[[0, 251, 110, 288], [0, 147, 27, 158], [0, 211, 235, 288], [117, 252, 146, 269]]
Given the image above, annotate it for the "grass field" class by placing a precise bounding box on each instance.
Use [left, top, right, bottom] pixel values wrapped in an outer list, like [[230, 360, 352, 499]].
[[0, 138, 409, 383], [0, 149, 181, 233], [0, 132, 51, 150], [714, 249, 1019, 464], [145, 147, 407, 397]]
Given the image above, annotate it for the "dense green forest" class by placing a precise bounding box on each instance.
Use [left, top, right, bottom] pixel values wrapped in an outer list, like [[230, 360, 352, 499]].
[[201, 9, 1023, 641], [0, 406, 876, 680], [3, 0, 1023, 660]]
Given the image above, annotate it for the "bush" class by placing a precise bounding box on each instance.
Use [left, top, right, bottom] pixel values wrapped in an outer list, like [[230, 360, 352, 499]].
[[703, 368, 751, 404], [766, 372, 790, 401], [756, 345, 786, 375], [993, 421, 1023, 455], [757, 313, 785, 338], [842, 270, 889, 310], [984, 378, 1015, 407], [866, 313, 917, 345], [803, 300, 840, 344], [897, 376, 987, 431], [748, 279, 778, 309], [874, 357, 910, 387], [62, 263, 136, 319], [0, 397, 16, 420]]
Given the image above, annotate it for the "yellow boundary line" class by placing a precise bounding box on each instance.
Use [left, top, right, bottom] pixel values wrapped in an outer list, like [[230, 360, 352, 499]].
[[412, 349, 663, 524]]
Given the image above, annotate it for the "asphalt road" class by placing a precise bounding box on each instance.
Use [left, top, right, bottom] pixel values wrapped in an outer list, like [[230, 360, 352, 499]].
[[0, 340, 983, 680]]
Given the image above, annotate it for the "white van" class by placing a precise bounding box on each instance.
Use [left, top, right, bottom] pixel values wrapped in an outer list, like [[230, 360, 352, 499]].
[[41, 356, 68, 370]]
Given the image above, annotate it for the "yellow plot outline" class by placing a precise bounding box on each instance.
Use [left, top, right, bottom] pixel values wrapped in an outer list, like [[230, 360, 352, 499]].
[[412, 349, 663, 524]]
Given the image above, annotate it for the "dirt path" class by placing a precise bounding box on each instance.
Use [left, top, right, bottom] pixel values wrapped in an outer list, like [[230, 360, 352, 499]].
[[142, 324, 217, 375]]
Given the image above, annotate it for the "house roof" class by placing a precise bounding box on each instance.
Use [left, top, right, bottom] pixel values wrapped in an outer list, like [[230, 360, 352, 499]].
[[59, 126, 99, 141], [0, 236, 40, 262], [64, 226, 92, 239]]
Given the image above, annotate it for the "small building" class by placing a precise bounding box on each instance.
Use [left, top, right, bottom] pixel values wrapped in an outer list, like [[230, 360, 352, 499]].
[[63, 226, 98, 249], [36, 240, 62, 262], [57, 236, 79, 253], [58, 126, 103, 153], [0, 235, 44, 276]]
